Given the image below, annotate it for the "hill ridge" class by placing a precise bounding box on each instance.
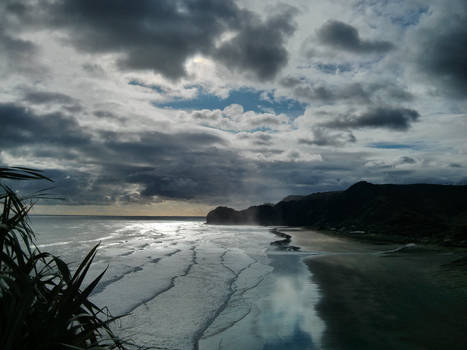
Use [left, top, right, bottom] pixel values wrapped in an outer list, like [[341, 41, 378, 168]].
[[206, 182, 467, 245]]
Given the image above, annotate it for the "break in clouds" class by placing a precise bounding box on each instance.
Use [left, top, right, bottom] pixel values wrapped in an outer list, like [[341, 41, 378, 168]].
[[0, 0, 466, 211]]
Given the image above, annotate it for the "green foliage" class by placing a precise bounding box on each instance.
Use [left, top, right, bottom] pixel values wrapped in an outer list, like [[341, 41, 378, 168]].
[[0, 168, 138, 350]]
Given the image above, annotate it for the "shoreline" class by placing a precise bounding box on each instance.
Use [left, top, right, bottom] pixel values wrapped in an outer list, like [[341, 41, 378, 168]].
[[277, 225, 467, 248], [270, 227, 467, 350]]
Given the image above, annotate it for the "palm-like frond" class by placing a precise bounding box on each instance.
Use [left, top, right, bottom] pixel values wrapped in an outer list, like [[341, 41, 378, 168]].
[[0, 168, 144, 350]]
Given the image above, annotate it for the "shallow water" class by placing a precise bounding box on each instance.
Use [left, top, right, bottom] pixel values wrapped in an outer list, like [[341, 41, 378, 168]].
[[30, 216, 467, 350], [31, 216, 325, 349], [286, 228, 467, 350]]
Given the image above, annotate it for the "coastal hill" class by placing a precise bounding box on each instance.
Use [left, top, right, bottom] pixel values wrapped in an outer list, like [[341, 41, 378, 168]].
[[206, 181, 467, 245]]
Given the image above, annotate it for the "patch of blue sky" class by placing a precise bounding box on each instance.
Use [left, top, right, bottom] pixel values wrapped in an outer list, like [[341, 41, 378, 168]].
[[128, 80, 165, 93], [154, 87, 306, 118], [368, 142, 422, 150], [390, 6, 429, 27], [300, 59, 380, 73], [315, 63, 353, 74]]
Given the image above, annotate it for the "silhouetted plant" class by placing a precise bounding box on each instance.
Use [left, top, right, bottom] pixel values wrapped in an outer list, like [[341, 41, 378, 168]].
[[0, 167, 138, 350]]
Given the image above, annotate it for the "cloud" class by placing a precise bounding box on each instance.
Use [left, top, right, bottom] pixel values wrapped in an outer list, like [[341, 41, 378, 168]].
[[298, 127, 356, 147], [1, 1, 466, 212], [0, 103, 90, 150], [179, 104, 290, 132], [214, 6, 297, 81], [321, 107, 420, 131], [411, 1, 467, 97], [316, 20, 395, 54], [364, 156, 417, 170], [289, 82, 371, 104], [0, 29, 39, 76], [23, 91, 79, 106], [0, 102, 255, 204], [7, 0, 296, 81], [279, 77, 413, 105], [398, 156, 416, 165]]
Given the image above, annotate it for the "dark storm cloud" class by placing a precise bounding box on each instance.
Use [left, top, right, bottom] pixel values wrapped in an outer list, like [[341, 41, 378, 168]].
[[317, 20, 394, 54], [414, 2, 467, 97], [8, 0, 296, 80], [214, 6, 297, 81], [0, 103, 90, 149], [322, 107, 420, 131], [1, 103, 457, 207], [0, 102, 254, 204], [47, 0, 239, 79], [4, 102, 366, 206]]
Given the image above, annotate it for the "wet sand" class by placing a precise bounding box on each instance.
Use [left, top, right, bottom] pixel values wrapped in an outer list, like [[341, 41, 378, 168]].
[[283, 228, 467, 350]]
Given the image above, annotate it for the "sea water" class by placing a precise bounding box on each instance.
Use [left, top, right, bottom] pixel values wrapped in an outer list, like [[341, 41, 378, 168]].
[[30, 216, 324, 350], [30, 216, 467, 350]]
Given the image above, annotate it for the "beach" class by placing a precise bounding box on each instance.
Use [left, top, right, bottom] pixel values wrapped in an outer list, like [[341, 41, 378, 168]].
[[30, 215, 467, 349], [283, 228, 467, 350]]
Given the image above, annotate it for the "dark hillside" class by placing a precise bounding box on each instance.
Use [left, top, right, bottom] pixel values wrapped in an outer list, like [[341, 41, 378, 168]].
[[206, 182, 467, 244]]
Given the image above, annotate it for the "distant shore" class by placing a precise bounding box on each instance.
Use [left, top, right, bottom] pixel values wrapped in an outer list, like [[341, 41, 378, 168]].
[[271, 225, 467, 250], [207, 182, 467, 247], [296, 225, 467, 248]]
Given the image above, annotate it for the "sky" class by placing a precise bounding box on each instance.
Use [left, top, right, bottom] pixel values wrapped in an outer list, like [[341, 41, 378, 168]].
[[1, 0, 466, 215]]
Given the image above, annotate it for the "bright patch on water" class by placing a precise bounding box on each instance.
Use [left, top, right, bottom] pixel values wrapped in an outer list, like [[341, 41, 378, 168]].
[[31, 216, 325, 350]]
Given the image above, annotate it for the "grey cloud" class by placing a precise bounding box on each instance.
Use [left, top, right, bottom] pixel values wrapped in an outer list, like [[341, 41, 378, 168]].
[[192, 111, 221, 121], [322, 107, 420, 131], [44, 0, 240, 79], [0, 29, 39, 76], [279, 76, 302, 88], [414, 2, 467, 97], [182, 107, 288, 132], [23, 91, 78, 106], [299, 127, 356, 147], [2, 100, 463, 208], [0, 31, 35, 59], [0, 103, 91, 150], [215, 6, 297, 81], [280, 77, 412, 105], [0, 102, 251, 204], [292, 82, 371, 104], [94, 110, 128, 123], [10, 0, 296, 81], [82, 63, 106, 77], [252, 133, 273, 146], [398, 156, 416, 165], [317, 20, 394, 54]]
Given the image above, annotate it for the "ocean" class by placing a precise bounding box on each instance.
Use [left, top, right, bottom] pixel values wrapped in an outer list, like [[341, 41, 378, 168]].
[[30, 216, 467, 350], [30, 216, 323, 349]]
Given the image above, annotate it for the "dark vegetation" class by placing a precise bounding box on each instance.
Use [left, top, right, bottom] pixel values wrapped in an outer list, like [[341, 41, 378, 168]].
[[207, 181, 467, 245], [0, 167, 140, 350]]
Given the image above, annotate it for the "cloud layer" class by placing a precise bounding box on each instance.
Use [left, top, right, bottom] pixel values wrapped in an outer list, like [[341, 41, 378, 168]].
[[0, 0, 466, 213], [9, 0, 297, 81]]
